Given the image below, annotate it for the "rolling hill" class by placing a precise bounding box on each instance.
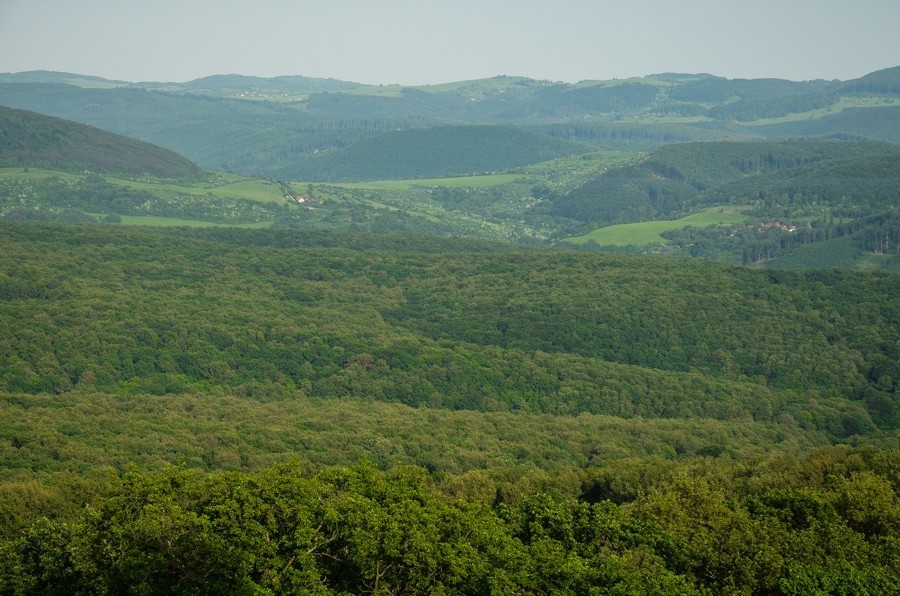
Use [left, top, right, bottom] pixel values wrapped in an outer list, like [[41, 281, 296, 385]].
[[839, 65, 900, 95], [553, 139, 900, 224], [2, 67, 900, 181], [0, 105, 200, 178]]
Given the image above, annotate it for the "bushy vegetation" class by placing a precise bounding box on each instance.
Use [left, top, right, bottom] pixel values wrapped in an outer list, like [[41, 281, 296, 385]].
[[1, 448, 897, 594]]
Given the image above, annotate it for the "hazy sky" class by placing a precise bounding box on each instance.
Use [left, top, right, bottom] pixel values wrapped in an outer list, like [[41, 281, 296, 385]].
[[1, 0, 898, 85]]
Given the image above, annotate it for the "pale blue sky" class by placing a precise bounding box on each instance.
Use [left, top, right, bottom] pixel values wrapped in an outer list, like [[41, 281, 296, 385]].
[[1, 0, 898, 84]]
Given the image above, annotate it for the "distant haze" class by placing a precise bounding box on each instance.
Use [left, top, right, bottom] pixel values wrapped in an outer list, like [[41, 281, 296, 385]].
[[1, 0, 899, 85]]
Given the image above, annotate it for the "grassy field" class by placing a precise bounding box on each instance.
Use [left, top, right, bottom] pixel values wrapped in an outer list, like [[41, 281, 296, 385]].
[[565, 207, 749, 246], [117, 215, 273, 228], [201, 179, 288, 204], [107, 175, 288, 204]]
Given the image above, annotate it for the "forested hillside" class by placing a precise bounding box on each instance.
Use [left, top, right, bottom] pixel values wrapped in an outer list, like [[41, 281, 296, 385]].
[[2, 108, 898, 266], [755, 106, 900, 144], [0, 83, 342, 173], [0, 221, 897, 591], [0, 106, 199, 178], [270, 125, 587, 181], [839, 65, 900, 95], [1, 223, 896, 436], [554, 139, 900, 224]]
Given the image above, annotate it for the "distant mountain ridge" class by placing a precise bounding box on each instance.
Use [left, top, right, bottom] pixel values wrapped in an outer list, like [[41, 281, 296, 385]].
[[0, 66, 898, 181], [0, 105, 200, 178]]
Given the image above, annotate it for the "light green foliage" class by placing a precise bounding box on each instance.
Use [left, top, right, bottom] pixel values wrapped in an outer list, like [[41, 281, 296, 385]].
[[1, 449, 897, 594]]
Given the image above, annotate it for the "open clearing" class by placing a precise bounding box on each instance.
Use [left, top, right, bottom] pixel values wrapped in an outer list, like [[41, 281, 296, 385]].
[[565, 207, 749, 246], [107, 175, 287, 204]]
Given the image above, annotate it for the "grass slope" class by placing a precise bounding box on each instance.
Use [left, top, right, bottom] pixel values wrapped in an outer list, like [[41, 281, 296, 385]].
[[565, 207, 748, 246]]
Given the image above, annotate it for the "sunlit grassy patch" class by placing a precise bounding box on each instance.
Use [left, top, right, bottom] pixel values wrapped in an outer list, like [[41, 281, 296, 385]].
[[566, 207, 749, 246]]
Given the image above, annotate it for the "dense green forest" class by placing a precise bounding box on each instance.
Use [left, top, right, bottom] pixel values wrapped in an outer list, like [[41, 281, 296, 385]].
[[0, 221, 897, 592], [1, 448, 897, 593], [1, 223, 896, 434], [267, 125, 588, 182], [0, 106, 199, 178]]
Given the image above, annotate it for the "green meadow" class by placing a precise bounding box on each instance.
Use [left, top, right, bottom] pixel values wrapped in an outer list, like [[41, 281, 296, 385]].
[[566, 207, 749, 246], [106, 174, 288, 204]]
